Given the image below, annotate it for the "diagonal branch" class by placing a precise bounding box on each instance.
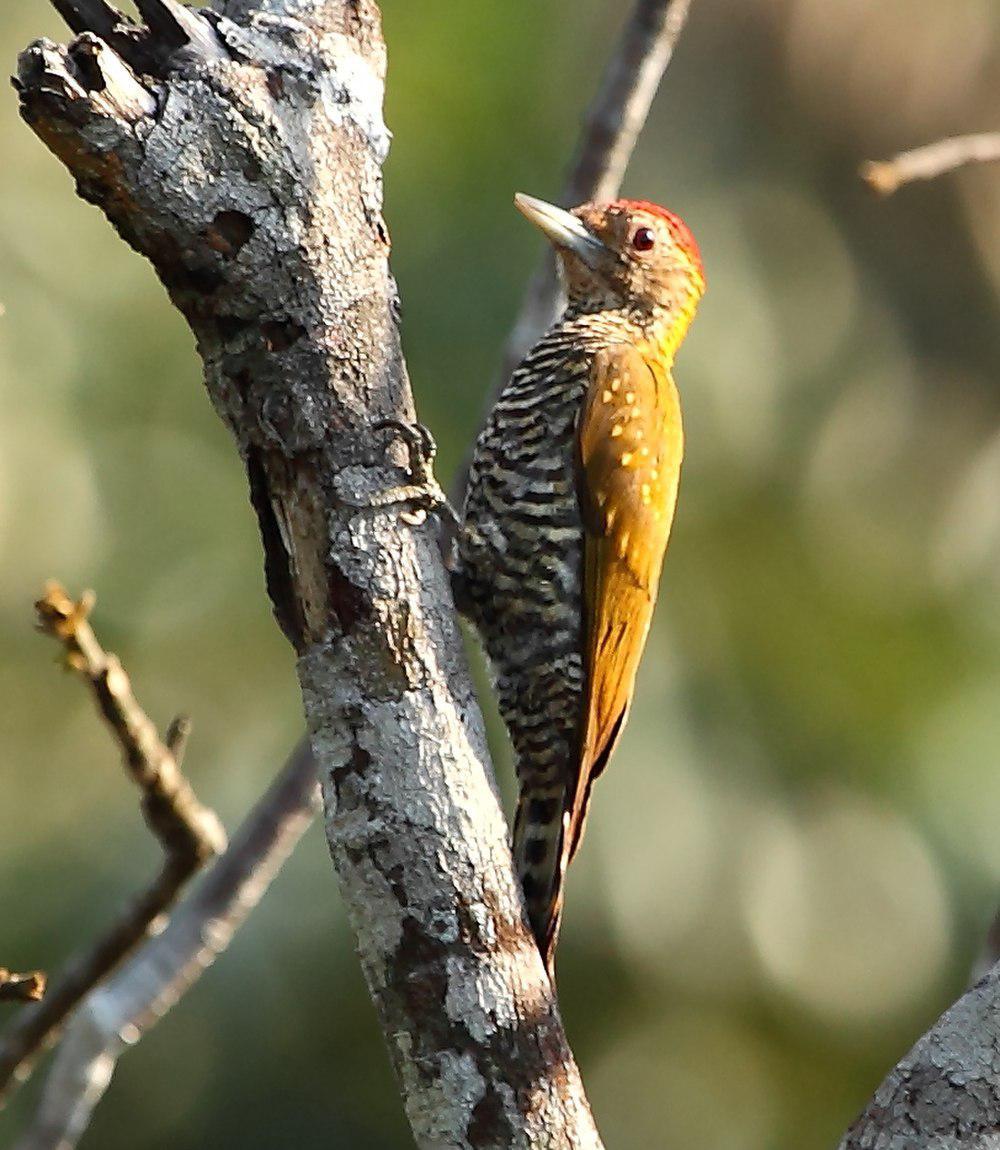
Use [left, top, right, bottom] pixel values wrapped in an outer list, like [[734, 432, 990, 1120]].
[[446, 0, 694, 526], [15, 2, 603, 1145], [499, 0, 694, 380], [33, 584, 226, 868], [861, 132, 1000, 196], [0, 584, 226, 1100], [14, 741, 318, 1150], [9, 1, 694, 1142]]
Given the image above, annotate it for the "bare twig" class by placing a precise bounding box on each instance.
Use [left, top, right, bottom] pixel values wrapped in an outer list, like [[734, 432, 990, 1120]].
[[164, 714, 193, 767], [0, 585, 226, 1100], [33, 584, 226, 867], [969, 907, 1000, 986], [15, 741, 318, 1150], [447, 0, 694, 527], [500, 0, 694, 379], [0, 973, 46, 1006], [861, 132, 1000, 196]]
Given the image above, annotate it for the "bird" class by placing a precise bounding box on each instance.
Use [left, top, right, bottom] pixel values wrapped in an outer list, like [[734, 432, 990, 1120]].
[[453, 192, 705, 976]]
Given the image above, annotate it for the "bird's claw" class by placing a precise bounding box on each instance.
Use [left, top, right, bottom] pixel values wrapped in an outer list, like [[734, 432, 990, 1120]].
[[360, 419, 460, 529], [372, 419, 438, 485]]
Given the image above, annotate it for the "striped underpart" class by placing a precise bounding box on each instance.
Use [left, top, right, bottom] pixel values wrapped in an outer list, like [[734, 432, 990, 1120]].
[[457, 306, 644, 961]]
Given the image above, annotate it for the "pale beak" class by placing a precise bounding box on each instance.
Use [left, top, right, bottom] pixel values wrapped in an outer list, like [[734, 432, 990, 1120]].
[[514, 193, 609, 269]]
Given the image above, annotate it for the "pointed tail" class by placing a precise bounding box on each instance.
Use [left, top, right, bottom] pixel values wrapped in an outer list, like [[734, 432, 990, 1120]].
[[513, 781, 570, 978]]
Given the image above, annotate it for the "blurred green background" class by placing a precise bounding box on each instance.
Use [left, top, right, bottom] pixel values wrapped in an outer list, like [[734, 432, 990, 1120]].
[[3, 1, 1000, 1146]]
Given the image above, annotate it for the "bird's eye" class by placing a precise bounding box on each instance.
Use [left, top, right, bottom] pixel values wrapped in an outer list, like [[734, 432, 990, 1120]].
[[631, 226, 656, 252]]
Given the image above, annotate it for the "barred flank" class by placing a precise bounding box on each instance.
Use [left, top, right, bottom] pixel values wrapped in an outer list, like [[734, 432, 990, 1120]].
[[456, 310, 638, 971]]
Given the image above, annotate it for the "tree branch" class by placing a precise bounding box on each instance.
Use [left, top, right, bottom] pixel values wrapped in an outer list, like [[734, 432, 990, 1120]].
[[0, 584, 226, 1099], [34, 583, 226, 868], [839, 961, 1000, 1147], [15, 2, 602, 1144], [500, 0, 693, 378], [14, 740, 318, 1150], [0, 974, 46, 1007], [445, 0, 694, 528], [970, 908, 1000, 986], [861, 132, 1000, 195]]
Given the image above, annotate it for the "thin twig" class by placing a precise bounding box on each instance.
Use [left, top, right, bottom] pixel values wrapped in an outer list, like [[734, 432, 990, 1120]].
[[33, 584, 226, 867], [16, 741, 318, 1150], [448, 0, 694, 522], [164, 714, 193, 767], [969, 907, 1000, 987], [0, 973, 46, 1006], [861, 132, 1000, 196], [0, 584, 227, 1100], [500, 0, 694, 378]]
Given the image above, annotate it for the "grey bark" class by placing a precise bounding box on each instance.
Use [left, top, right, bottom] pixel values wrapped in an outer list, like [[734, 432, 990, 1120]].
[[14, 1, 603, 1146], [839, 962, 1000, 1148], [15, 740, 318, 1150]]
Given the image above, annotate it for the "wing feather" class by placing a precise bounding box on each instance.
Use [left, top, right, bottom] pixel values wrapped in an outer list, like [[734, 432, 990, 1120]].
[[567, 343, 683, 861]]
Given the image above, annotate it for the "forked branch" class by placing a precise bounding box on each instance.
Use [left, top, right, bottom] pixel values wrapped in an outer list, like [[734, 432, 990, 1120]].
[[10, 1, 702, 1144], [0, 584, 225, 1099], [14, 742, 318, 1150]]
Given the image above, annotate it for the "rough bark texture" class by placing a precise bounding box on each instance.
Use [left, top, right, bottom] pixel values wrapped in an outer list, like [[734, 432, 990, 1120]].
[[14, 2, 602, 1146], [839, 963, 1000, 1148]]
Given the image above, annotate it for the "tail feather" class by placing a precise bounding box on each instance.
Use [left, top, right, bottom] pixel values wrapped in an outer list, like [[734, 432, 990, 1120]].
[[513, 783, 570, 977]]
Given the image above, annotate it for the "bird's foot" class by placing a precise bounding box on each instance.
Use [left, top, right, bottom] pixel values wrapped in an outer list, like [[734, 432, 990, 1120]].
[[355, 419, 461, 529]]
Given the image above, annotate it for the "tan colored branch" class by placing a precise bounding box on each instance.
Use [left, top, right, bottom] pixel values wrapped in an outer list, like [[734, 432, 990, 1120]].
[[0, 973, 47, 1006], [0, 584, 226, 1100], [861, 132, 1000, 196], [34, 583, 226, 866]]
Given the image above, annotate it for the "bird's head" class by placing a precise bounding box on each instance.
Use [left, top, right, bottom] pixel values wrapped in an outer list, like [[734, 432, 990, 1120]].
[[515, 193, 704, 351]]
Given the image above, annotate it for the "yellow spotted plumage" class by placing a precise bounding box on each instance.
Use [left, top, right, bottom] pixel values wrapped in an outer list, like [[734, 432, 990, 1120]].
[[456, 194, 704, 974]]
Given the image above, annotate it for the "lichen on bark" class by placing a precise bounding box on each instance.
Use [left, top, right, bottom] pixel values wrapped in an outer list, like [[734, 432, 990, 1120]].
[[15, 1, 603, 1145]]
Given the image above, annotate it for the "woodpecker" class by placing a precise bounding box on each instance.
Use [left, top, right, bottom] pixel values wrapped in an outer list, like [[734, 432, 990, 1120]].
[[454, 193, 704, 975]]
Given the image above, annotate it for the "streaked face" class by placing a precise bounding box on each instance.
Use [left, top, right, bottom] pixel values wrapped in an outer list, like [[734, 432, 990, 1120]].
[[515, 194, 705, 319]]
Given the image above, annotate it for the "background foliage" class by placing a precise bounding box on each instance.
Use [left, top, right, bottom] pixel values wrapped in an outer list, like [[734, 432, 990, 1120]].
[[3, 1, 1000, 1146]]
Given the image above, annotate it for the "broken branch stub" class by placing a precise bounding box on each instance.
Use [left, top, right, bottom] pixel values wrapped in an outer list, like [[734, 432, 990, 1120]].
[[0, 972, 47, 1006]]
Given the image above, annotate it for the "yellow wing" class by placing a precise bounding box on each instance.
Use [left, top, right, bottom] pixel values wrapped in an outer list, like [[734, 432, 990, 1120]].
[[568, 343, 683, 862]]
